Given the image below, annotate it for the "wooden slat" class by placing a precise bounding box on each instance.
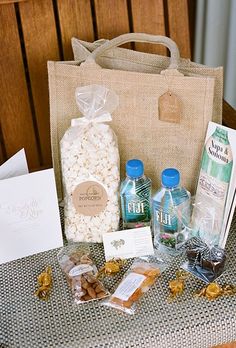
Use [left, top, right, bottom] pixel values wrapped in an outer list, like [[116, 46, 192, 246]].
[[19, 0, 60, 167], [167, 0, 191, 58], [188, 0, 197, 58], [131, 0, 167, 55], [0, 140, 5, 165], [0, 123, 6, 165], [0, 151, 4, 165], [57, 0, 94, 60], [0, 0, 26, 4], [94, 0, 130, 39], [0, 4, 40, 168], [223, 100, 236, 130]]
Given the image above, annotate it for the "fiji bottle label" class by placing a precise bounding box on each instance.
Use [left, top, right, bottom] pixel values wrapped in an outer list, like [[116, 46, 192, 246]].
[[156, 209, 171, 227], [128, 201, 145, 214], [154, 205, 177, 231], [125, 196, 150, 222], [153, 199, 190, 249], [154, 205, 177, 249]]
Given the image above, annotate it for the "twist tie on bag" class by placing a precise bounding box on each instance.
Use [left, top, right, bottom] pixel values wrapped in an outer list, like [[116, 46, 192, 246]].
[[71, 84, 119, 127]]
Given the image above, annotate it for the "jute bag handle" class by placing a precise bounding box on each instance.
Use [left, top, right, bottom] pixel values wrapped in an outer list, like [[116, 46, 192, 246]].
[[84, 33, 180, 70]]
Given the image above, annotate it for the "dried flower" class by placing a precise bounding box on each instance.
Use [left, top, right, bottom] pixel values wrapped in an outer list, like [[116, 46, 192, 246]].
[[168, 270, 189, 300], [98, 258, 126, 278], [194, 282, 236, 300]]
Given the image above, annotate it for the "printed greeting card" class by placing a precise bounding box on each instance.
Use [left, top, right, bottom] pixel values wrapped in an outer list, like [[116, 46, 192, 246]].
[[0, 151, 63, 264]]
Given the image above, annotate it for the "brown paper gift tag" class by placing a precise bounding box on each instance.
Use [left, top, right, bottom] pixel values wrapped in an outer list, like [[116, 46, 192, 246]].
[[159, 92, 182, 123]]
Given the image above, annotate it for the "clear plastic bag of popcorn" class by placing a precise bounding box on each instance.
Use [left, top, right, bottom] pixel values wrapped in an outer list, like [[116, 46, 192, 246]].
[[60, 84, 120, 242]]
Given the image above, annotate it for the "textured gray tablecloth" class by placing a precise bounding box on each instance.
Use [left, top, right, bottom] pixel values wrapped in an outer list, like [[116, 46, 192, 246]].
[[1, 215, 236, 348]]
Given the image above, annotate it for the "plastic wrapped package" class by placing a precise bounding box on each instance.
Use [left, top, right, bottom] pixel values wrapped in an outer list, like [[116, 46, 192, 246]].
[[103, 256, 166, 314], [58, 244, 109, 304], [180, 201, 227, 283], [60, 85, 120, 242]]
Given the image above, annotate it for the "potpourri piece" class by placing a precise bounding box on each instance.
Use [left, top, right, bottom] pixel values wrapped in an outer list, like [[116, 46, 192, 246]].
[[194, 282, 236, 300], [34, 266, 52, 301], [98, 258, 126, 278], [168, 270, 190, 300]]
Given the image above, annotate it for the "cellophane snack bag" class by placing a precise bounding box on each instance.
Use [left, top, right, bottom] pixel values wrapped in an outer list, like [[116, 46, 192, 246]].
[[103, 256, 166, 314], [58, 244, 110, 304], [60, 84, 120, 243]]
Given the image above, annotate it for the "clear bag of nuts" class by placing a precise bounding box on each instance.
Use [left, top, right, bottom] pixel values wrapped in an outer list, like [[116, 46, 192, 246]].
[[58, 244, 109, 304], [60, 84, 120, 243]]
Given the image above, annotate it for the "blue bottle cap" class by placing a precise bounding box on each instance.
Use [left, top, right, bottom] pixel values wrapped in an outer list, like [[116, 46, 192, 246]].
[[126, 159, 144, 178], [161, 168, 180, 188]]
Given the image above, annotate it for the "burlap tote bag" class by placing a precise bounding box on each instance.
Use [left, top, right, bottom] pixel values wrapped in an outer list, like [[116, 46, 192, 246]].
[[72, 35, 223, 122], [48, 33, 222, 200]]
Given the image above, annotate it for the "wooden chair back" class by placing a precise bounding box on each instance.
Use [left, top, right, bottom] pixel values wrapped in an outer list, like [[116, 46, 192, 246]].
[[0, 0, 195, 170]]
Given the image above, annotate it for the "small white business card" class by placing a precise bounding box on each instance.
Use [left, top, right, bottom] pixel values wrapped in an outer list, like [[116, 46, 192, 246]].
[[102, 227, 154, 261]]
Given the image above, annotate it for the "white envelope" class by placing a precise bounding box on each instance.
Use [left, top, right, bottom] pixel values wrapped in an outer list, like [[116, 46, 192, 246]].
[[0, 148, 28, 179]]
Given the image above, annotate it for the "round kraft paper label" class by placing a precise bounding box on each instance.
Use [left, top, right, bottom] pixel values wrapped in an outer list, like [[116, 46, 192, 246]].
[[72, 181, 108, 216]]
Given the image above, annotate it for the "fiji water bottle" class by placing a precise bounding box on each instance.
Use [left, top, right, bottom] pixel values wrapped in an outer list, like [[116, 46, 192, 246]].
[[192, 126, 233, 245], [120, 159, 152, 229], [153, 168, 191, 254]]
